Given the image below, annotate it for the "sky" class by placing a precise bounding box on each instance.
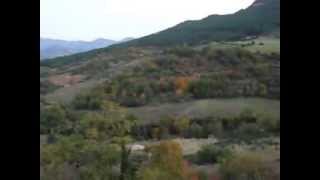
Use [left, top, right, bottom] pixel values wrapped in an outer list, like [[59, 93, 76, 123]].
[[41, 0, 255, 41]]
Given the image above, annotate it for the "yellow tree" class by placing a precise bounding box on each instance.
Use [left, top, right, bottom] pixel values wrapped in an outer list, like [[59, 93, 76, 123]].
[[138, 140, 196, 180]]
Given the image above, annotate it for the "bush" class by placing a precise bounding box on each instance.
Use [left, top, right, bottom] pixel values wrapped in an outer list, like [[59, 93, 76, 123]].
[[220, 152, 272, 180], [187, 123, 204, 138], [40, 103, 68, 135], [205, 121, 224, 138], [188, 76, 228, 99], [234, 124, 264, 139], [40, 80, 60, 94], [72, 91, 105, 110], [173, 116, 191, 136], [259, 115, 280, 134], [167, 46, 198, 57], [196, 145, 232, 165]]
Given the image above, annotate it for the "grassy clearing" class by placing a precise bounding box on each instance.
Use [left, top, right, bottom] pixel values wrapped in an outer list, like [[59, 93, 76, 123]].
[[236, 37, 280, 53], [205, 37, 280, 54], [128, 98, 280, 123], [44, 78, 106, 103]]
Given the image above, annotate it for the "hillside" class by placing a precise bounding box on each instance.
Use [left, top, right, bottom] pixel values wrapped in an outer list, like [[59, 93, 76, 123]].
[[41, 0, 279, 67], [40, 0, 280, 136], [114, 0, 280, 47], [40, 1, 280, 179]]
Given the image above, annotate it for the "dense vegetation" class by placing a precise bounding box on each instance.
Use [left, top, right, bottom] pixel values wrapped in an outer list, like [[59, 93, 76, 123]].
[[40, 1, 280, 179], [65, 46, 279, 108], [40, 98, 280, 180], [40, 45, 280, 180]]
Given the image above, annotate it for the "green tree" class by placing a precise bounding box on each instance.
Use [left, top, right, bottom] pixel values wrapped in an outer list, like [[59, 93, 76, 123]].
[[79, 101, 138, 180], [40, 103, 67, 136], [173, 116, 191, 136]]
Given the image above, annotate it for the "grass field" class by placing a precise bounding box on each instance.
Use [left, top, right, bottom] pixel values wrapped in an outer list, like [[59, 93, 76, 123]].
[[128, 98, 280, 123], [135, 136, 279, 152], [206, 37, 280, 54], [44, 78, 106, 103]]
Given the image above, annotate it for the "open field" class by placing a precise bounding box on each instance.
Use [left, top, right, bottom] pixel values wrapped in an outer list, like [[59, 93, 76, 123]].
[[205, 37, 280, 54], [128, 97, 280, 123], [44, 78, 105, 103]]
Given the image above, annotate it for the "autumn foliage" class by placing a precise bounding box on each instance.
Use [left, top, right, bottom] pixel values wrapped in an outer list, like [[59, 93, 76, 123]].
[[174, 76, 190, 95], [138, 140, 202, 180]]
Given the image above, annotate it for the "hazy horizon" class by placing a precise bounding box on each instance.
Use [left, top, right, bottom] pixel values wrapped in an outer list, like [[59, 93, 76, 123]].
[[41, 0, 254, 41]]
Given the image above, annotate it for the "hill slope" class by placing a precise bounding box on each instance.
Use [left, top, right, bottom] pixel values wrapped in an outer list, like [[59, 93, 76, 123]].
[[41, 0, 279, 67], [114, 0, 280, 47]]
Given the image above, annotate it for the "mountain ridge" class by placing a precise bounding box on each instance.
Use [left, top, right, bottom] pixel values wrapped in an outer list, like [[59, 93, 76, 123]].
[[40, 37, 135, 59], [115, 0, 279, 47], [40, 38, 117, 59]]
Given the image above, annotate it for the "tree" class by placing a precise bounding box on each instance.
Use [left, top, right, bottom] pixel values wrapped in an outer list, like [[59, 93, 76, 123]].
[[173, 116, 191, 136], [41, 100, 139, 180], [188, 123, 203, 138], [40, 103, 67, 136], [196, 144, 232, 165], [174, 77, 190, 95], [41, 135, 121, 180], [137, 140, 186, 180], [257, 83, 268, 96]]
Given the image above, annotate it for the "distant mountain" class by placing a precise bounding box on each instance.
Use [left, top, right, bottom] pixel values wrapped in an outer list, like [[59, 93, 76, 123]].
[[119, 37, 135, 43], [114, 0, 279, 47], [40, 38, 117, 59]]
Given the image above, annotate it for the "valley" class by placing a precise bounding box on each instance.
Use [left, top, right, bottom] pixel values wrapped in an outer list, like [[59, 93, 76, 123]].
[[40, 0, 280, 180]]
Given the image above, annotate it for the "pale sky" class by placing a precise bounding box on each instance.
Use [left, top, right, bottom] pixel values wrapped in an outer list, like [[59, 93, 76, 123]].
[[40, 0, 255, 41]]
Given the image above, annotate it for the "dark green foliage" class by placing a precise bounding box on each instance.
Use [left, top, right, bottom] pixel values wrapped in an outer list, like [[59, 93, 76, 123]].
[[188, 78, 229, 99], [71, 90, 105, 110], [166, 46, 198, 57], [40, 103, 68, 135], [187, 123, 204, 138], [204, 121, 224, 138], [131, 109, 278, 141], [40, 80, 60, 95], [196, 144, 232, 164]]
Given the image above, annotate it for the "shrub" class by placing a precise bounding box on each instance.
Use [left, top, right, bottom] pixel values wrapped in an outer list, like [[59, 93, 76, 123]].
[[167, 46, 198, 57], [72, 91, 105, 110], [220, 152, 271, 180], [187, 123, 204, 138], [238, 109, 258, 124], [234, 124, 264, 139], [205, 121, 224, 138], [198, 171, 209, 180], [259, 115, 280, 134], [40, 103, 68, 135], [188, 78, 228, 99], [40, 80, 60, 95], [196, 145, 232, 165], [173, 116, 191, 136]]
